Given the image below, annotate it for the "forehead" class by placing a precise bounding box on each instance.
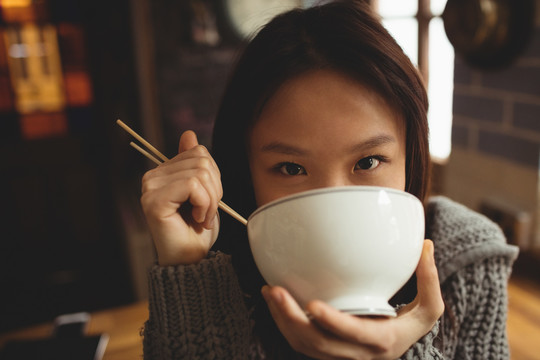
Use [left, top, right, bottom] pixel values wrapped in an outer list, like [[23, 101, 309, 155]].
[[251, 69, 404, 143]]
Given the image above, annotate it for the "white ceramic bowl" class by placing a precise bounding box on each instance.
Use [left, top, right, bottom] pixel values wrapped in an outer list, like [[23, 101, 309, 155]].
[[247, 186, 424, 317]]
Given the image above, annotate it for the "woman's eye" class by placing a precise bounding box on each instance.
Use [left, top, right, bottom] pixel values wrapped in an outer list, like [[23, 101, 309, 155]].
[[355, 156, 381, 171], [278, 162, 306, 176]]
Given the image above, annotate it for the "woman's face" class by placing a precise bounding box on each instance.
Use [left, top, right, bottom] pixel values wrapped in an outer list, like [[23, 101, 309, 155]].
[[248, 69, 406, 207]]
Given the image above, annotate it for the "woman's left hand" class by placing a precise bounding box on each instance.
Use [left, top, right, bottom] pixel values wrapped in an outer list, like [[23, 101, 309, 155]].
[[261, 239, 444, 360]]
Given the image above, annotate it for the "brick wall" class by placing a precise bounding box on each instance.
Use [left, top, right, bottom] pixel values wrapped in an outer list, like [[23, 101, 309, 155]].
[[442, 2, 540, 249]]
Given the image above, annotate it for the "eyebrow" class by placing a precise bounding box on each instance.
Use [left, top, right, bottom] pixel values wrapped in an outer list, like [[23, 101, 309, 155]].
[[259, 141, 308, 155], [348, 134, 397, 153], [259, 134, 397, 156]]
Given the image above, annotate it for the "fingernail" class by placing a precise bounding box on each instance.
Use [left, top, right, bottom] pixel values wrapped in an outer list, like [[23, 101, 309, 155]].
[[308, 305, 320, 318], [261, 286, 270, 301], [272, 290, 283, 304], [261, 286, 282, 304], [204, 217, 215, 229], [426, 240, 435, 263], [195, 211, 206, 224]]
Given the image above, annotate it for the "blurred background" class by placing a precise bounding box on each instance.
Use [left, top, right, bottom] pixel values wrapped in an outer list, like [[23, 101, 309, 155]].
[[0, 0, 539, 357]]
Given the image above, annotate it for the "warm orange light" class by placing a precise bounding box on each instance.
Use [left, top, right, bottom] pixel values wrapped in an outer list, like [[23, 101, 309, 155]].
[[0, 0, 32, 8], [0, 0, 47, 23], [20, 112, 68, 139], [3, 24, 66, 114]]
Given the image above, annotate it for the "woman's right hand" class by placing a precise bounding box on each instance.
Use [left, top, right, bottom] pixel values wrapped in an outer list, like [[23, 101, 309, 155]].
[[140, 130, 222, 266]]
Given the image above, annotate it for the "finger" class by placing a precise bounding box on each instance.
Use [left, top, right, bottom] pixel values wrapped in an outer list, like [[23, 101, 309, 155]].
[[142, 148, 222, 230], [178, 130, 199, 153], [143, 166, 221, 218], [143, 177, 211, 224], [182, 175, 218, 228], [143, 158, 214, 189], [184, 177, 213, 225], [176, 163, 220, 228], [166, 154, 222, 195], [167, 145, 222, 206], [414, 240, 445, 321], [306, 300, 393, 350], [307, 299, 438, 359], [262, 287, 367, 359], [262, 286, 310, 327], [146, 155, 221, 197], [386, 240, 444, 347], [306, 242, 443, 348]]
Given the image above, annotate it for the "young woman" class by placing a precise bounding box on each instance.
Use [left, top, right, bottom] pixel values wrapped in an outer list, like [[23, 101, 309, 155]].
[[140, 1, 518, 359]]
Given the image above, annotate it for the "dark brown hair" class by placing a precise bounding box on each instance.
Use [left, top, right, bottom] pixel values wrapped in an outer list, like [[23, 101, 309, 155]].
[[210, 0, 430, 355]]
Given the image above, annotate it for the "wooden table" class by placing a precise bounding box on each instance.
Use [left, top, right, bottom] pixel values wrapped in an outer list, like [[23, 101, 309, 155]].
[[0, 301, 148, 360], [507, 277, 540, 360], [1, 276, 540, 360]]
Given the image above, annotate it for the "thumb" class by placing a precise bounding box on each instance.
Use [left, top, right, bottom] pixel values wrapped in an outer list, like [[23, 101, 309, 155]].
[[178, 130, 199, 153], [415, 239, 444, 321]]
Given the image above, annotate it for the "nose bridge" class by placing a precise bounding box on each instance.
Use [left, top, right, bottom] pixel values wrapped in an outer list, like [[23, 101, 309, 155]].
[[318, 170, 354, 188]]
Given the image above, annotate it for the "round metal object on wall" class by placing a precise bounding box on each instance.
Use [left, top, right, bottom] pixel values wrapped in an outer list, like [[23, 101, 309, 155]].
[[442, 0, 535, 70], [222, 0, 303, 40]]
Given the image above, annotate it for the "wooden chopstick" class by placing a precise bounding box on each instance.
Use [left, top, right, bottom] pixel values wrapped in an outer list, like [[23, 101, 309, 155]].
[[117, 119, 248, 226], [117, 119, 168, 162], [130, 142, 161, 166]]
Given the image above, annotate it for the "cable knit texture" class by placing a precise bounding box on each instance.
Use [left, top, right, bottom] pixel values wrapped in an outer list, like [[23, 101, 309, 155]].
[[143, 196, 518, 359], [426, 196, 518, 360], [143, 252, 251, 359]]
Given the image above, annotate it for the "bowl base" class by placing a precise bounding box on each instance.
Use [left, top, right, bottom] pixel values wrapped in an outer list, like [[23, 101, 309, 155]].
[[327, 296, 397, 317], [341, 307, 396, 317]]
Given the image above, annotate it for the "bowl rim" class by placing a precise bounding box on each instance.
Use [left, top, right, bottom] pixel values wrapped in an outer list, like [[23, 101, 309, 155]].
[[248, 185, 422, 222]]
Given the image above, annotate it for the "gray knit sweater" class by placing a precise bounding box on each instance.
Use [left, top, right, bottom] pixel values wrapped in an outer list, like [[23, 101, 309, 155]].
[[143, 196, 519, 359]]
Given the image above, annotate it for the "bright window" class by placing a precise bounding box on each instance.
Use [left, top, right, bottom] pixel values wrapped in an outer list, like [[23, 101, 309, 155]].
[[377, 0, 454, 162]]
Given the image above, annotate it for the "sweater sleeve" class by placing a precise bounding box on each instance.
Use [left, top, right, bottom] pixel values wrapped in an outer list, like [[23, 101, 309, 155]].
[[142, 251, 252, 359], [425, 196, 517, 359], [439, 254, 514, 359], [399, 321, 445, 360], [398, 254, 514, 360]]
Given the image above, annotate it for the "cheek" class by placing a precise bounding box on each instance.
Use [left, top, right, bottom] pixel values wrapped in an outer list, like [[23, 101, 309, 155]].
[[249, 162, 263, 205], [396, 157, 407, 191], [384, 155, 407, 191], [374, 171, 406, 191], [249, 160, 274, 207], [392, 172, 407, 191], [251, 180, 268, 208], [393, 140, 407, 191], [249, 164, 296, 207], [251, 177, 288, 207]]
